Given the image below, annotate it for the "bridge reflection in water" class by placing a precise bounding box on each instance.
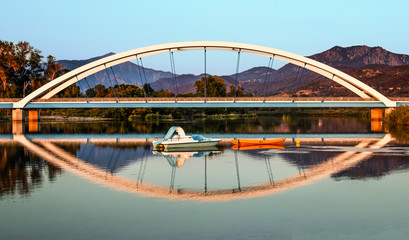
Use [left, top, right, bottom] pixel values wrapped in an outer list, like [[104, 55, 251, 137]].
[[2, 133, 398, 201]]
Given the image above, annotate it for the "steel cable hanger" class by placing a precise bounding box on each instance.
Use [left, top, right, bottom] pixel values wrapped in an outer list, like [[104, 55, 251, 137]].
[[169, 49, 178, 103], [234, 49, 241, 103], [263, 54, 275, 103], [135, 55, 148, 103], [322, 74, 336, 102], [292, 63, 307, 102], [139, 58, 151, 98], [204, 47, 207, 103], [83, 77, 95, 98], [104, 64, 118, 103], [76, 76, 88, 103], [110, 67, 124, 98]]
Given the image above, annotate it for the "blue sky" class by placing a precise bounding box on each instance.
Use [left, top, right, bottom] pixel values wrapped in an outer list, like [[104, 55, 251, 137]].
[[1, 0, 408, 75]]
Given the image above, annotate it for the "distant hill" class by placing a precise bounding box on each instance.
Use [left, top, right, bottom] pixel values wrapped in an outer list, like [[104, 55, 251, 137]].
[[310, 45, 409, 68], [151, 45, 409, 95], [150, 67, 275, 94], [250, 45, 409, 95], [58, 53, 174, 87], [58, 46, 409, 96], [286, 64, 409, 98]]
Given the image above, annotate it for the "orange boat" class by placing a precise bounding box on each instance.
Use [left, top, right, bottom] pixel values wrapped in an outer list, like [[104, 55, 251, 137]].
[[231, 138, 286, 146], [231, 144, 285, 151]]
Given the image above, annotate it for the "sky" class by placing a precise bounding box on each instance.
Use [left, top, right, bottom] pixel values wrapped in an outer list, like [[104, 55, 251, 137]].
[[1, 0, 409, 75]]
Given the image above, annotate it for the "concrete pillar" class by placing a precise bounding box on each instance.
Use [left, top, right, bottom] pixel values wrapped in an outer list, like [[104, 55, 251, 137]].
[[28, 110, 40, 122], [371, 108, 383, 120], [12, 109, 25, 121]]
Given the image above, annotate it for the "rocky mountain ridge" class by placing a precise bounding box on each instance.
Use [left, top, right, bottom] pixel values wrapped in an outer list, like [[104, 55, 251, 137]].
[[58, 45, 409, 95]]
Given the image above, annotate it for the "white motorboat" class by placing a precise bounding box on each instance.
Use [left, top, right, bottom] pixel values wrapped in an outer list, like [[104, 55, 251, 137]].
[[152, 126, 220, 151]]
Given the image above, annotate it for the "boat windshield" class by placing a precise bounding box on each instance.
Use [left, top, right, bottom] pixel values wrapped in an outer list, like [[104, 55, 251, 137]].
[[191, 135, 211, 141], [163, 126, 186, 140]]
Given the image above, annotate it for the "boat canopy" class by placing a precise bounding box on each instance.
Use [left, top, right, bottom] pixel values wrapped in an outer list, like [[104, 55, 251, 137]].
[[191, 135, 212, 141], [163, 126, 186, 140]]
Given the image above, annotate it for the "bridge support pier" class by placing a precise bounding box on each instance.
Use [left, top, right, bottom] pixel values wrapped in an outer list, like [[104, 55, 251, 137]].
[[12, 109, 40, 122], [371, 108, 383, 120], [12, 109, 40, 134], [12, 109, 25, 121], [12, 109, 25, 135], [28, 110, 40, 122]]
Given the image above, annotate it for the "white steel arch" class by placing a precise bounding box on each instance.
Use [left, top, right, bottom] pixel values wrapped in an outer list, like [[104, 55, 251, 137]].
[[13, 41, 396, 108]]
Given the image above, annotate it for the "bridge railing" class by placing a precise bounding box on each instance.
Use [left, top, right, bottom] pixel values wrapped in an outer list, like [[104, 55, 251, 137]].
[[390, 97, 409, 101], [6, 97, 407, 104], [28, 97, 379, 102], [0, 98, 21, 102]]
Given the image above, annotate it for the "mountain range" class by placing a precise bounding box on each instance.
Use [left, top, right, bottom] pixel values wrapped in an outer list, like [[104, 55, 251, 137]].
[[58, 53, 173, 86], [58, 45, 409, 97]]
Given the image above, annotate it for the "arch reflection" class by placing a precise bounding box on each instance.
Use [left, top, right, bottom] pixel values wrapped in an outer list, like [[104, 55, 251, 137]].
[[8, 133, 393, 202]]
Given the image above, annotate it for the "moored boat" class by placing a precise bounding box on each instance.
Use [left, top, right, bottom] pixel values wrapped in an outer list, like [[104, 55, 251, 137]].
[[231, 144, 285, 150], [231, 138, 286, 146], [153, 126, 220, 151]]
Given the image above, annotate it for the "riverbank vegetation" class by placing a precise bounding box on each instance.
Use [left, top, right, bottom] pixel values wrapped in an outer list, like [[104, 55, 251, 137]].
[[384, 106, 409, 143], [384, 106, 409, 126]]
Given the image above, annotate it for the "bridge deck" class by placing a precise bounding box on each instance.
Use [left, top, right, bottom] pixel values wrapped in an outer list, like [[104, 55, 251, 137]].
[[0, 97, 385, 102], [1, 97, 408, 108]]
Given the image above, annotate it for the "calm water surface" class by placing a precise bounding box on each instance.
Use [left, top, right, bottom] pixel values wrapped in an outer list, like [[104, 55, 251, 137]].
[[1, 117, 409, 240]]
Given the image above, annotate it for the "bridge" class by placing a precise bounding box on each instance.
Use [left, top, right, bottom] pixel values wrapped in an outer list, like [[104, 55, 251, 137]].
[[2, 41, 407, 120]]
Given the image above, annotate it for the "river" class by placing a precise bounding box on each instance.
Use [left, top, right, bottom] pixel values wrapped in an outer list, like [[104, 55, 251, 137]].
[[1, 116, 408, 239]]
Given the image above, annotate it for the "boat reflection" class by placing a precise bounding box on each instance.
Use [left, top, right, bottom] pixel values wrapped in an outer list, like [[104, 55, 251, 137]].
[[153, 149, 220, 168]]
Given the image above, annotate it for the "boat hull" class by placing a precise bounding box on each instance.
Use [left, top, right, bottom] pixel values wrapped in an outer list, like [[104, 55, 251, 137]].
[[153, 141, 220, 151], [231, 144, 285, 150]]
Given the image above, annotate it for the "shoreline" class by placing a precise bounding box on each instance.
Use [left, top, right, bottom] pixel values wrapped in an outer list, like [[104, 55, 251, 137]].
[[0, 107, 371, 122], [39, 116, 110, 121]]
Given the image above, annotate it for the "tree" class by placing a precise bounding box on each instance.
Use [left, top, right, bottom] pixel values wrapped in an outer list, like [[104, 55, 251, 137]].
[[58, 85, 82, 98], [85, 88, 97, 98], [154, 89, 175, 97], [143, 83, 154, 96], [0, 40, 47, 97], [44, 55, 68, 82], [194, 75, 226, 97], [0, 41, 16, 95], [14, 41, 44, 96], [227, 83, 244, 97], [121, 84, 144, 97], [94, 84, 108, 97]]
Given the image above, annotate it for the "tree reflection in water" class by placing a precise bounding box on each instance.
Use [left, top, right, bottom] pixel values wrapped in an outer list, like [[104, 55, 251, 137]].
[[0, 144, 62, 198], [386, 125, 409, 144]]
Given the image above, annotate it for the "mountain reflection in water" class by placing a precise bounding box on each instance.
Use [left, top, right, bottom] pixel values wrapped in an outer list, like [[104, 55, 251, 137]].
[[2, 132, 409, 201]]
